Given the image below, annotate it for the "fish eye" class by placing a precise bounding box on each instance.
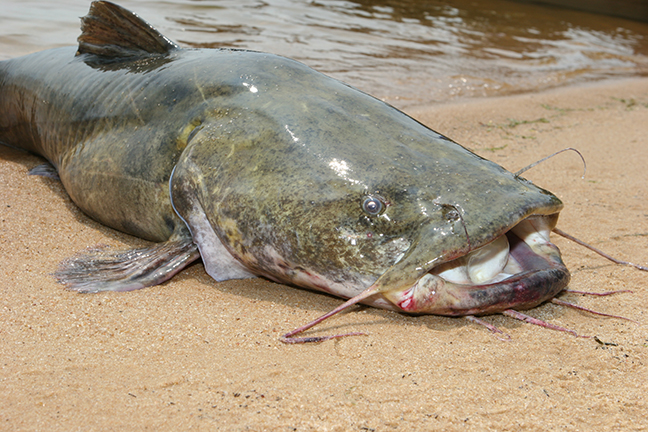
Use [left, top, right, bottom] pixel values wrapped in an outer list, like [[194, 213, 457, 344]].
[[362, 196, 384, 216]]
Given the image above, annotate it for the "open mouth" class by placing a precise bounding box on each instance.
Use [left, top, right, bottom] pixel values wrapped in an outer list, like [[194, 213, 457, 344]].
[[432, 216, 561, 285], [396, 215, 571, 315]]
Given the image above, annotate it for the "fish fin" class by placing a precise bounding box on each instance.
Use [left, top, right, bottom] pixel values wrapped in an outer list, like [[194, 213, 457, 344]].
[[28, 163, 60, 180], [77, 1, 179, 59], [170, 165, 257, 281], [55, 238, 200, 293], [176, 202, 257, 281]]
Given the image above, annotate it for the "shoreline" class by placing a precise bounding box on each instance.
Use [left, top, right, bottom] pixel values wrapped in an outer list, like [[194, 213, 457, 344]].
[[1, 77, 647, 431]]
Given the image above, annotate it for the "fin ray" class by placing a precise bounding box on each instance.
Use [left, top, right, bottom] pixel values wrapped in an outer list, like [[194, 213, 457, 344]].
[[55, 239, 200, 292], [28, 163, 60, 180], [77, 1, 179, 59]]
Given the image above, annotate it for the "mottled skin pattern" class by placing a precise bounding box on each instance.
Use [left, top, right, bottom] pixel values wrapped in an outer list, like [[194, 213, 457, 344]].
[[169, 53, 564, 292], [167, 50, 565, 303], [0, 2, 568, 316]]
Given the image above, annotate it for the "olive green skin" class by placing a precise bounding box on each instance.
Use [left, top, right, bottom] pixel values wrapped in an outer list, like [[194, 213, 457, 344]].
[[0, 45, 563, 302], [0, 47, 188, 241]]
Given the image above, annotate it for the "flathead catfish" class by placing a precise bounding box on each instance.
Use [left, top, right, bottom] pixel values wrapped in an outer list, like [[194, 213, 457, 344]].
[[3, 1, 626, 342]]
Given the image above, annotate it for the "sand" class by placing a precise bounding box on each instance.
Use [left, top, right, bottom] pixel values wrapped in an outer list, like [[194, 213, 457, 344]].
[[1, 78, 647, 431]]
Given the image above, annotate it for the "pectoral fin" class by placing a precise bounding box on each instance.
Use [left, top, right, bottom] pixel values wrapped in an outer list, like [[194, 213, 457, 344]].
[[55, 230, 200, 293], [169, 148, 256, 282], [28, 163, 60, 180]]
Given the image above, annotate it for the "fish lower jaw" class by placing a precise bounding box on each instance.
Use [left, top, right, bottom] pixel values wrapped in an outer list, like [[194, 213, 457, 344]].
[[390, 216, 570, 315]]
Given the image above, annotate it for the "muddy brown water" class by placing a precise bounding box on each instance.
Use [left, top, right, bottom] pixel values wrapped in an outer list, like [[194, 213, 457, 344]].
[[2, 0, 648, 107]]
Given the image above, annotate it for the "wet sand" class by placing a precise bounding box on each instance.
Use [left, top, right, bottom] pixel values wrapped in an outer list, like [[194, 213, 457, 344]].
[[1, 78, 647, 431]]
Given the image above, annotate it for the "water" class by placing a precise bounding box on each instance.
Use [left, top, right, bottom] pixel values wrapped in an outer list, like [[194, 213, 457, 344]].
[[1, 0, 647, 107]]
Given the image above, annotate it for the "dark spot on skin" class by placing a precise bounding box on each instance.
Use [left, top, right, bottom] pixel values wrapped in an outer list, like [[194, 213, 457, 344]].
[[197, 84, 241, 100], [277, 261, 291, 271], [120, 219, 149, 240], [163, 215, 176, 234], [294, 266, 312, 277]]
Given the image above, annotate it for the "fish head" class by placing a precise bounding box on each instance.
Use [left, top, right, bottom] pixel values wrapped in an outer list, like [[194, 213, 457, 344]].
[[316, 138, 568, 316], [170, 56, 568, 315]]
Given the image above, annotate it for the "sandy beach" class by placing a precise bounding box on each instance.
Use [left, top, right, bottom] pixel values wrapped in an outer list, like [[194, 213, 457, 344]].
[[1, 77, 647, 431]]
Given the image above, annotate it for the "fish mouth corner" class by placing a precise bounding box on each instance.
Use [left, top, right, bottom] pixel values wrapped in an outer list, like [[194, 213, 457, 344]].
[[395, 214, 570, 315]]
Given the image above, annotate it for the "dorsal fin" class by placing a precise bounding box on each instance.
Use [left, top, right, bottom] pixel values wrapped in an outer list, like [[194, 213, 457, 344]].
[[77, 1, 179, 59]]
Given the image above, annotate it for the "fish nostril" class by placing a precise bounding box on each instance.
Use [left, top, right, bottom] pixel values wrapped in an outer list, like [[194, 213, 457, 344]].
[[437, 203, 471, 251], [445, 209, 459, 222]]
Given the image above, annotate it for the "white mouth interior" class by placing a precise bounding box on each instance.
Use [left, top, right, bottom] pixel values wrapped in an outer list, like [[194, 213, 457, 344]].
[[430, 218, 553, 286]]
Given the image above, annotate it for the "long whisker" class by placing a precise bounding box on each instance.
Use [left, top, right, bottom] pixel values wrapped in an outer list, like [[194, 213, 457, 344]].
[[502, 309, 587, 338], [515, 147, 586, 178], [563, 289, 632, 296], [551, 298, 638, 323], [553, 228, 648, 271], [280, 285, 378, 344]]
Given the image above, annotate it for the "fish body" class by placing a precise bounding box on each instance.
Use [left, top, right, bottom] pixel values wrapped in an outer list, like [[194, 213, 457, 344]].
[[0, 2, 570, 323]]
